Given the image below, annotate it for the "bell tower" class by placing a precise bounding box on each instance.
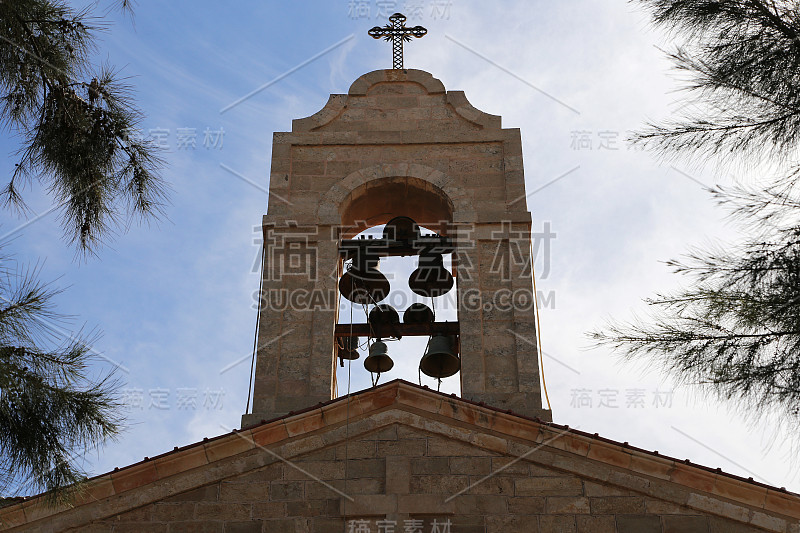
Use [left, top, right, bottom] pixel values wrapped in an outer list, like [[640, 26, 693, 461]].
[[241, 68, 552, 427]]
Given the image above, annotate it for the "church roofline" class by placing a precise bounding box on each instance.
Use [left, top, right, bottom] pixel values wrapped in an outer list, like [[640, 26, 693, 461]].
[[2, 379, 799, 529], [289, 69, 501, 132]]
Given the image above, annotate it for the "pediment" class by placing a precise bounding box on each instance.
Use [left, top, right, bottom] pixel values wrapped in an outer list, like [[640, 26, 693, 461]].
[[290, 69, 502, 133], [2, 381, 798, 532]]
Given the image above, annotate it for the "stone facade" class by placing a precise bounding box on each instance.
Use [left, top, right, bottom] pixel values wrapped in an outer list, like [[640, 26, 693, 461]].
[[2, 381, 798, 532], [246, 69, 549, 426]]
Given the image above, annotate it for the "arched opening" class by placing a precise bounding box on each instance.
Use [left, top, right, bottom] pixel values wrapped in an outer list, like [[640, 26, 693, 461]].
[[339, 176, 454, 238], [333, 176, 460, 397]]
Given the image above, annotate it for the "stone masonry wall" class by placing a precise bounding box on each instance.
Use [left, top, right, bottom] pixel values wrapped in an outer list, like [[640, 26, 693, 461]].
[[66, 423, 779, 533], [247, 68, 550, 426]]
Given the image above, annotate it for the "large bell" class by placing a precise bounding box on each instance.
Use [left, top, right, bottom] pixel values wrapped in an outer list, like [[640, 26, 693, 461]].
[[368, 304, 400, 338], [403, 303, 435, 324], [364, 340, 394, 373], [382, 216, 420, 244], [419, 335, 460, 379], [337, 336, 359, 361], [408, 253, 454, 297], [339, 256, 389, 305]]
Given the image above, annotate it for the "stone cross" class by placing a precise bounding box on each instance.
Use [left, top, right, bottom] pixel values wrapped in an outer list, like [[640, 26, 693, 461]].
[[368, 13, 427, 69]]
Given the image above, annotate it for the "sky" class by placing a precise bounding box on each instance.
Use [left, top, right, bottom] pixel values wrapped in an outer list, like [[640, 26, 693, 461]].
[[1, 0, 797, 494]]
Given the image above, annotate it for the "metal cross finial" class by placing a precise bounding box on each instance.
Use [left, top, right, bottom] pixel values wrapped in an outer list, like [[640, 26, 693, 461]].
[[368, 13, 427, 70]]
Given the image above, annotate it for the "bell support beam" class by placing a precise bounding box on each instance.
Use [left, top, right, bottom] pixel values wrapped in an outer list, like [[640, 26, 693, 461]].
[[334, 321, 459, 338], [339, 236, 456, 261]]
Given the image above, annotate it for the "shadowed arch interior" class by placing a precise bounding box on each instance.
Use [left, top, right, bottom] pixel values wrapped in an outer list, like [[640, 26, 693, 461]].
[[339, 176, 454, 238]]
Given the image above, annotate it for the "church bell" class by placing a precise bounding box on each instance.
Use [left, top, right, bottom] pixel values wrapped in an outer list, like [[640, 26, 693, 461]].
[[419, 334, 460, 379], [408, 253, 454, 297], [337, 336, 360, 362], [339, 255, 390, 305], [382, 215, 421, 244], [368, 304, 401, 339], [368, 304, 400, 328], [364, 340, 394, 373], [403, 302, 435, 324]]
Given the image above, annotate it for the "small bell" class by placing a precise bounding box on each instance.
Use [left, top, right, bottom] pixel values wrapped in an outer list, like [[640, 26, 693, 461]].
[[368, 304, 401, 338], [382, 216, 420, 244], [368, 304, 400, 327], [337, 336, 359, 362], [408, 253, 454, 297], [419, 335, 460, 378], [364, 340, 393, 373], [339, 255, 389, 305], [403, 303, 435, 324]]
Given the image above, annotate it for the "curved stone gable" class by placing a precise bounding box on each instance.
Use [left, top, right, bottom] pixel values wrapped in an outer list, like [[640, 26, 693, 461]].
[[291, 70, 500, 133]]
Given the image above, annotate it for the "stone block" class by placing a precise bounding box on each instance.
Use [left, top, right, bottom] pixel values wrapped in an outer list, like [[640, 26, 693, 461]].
[[765, 490, 800, 519], [515, 477, 583, 497], [686, 493, 749, 522], [582, 481, 630, 498], [662, 515, 710, 533], [111, 462, 158, 493], [340, 494, 396, 516], [311, 518, 347, 533], [167, 522, 223, 533], [491, 456, 531, 475], [616, 515, 661, 533], [194, 503, 251, 521], [576, 515, 615, 533], [285, 499, 338, 518], [346, 458, 385, 479], [270, 481, 305, 501], [219, 481, 269, 501], [386, 456, 411, 494], [486, 515, 540, 533], [590, 497, 646, 515], [586, 442, 631, 469], [644, 499, 688, 515], [427, 438, 493, 457], [151, 503, 195, 521], [377, 439, 427, 457], [116, 505, 153, 522], [547, 496, 591, 514], [205, 433, 255, 463], [749, 511, 788, 532], [251, 501, 285, 519], [155, 447, 209, 479], [258, 519, 302, 533], [412, 457, 450, 475], [223, 521, 264, 533], [506, 496, 546, 514], [537, 515, 576, 533], [409, 474, 469, 494], [334, 440, 376, 460], [114, 525, 168, 533], [450, 456, 492, 475], [670, 465, 716, 493]]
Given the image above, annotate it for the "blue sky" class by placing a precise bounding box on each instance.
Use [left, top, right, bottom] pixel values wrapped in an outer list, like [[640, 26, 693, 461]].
[[1, 0, 798, 493]]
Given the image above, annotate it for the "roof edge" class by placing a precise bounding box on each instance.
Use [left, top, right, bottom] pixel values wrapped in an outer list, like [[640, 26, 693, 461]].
[[2, 380, 798, 530]]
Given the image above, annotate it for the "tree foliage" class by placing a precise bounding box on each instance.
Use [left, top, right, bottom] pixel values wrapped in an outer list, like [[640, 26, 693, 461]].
[[0, 0, 162, 500], [0, 0, 167, 254], [0, 258, 120, 500], [631, 0, 800, 164], [593, 0, 800, 431]]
